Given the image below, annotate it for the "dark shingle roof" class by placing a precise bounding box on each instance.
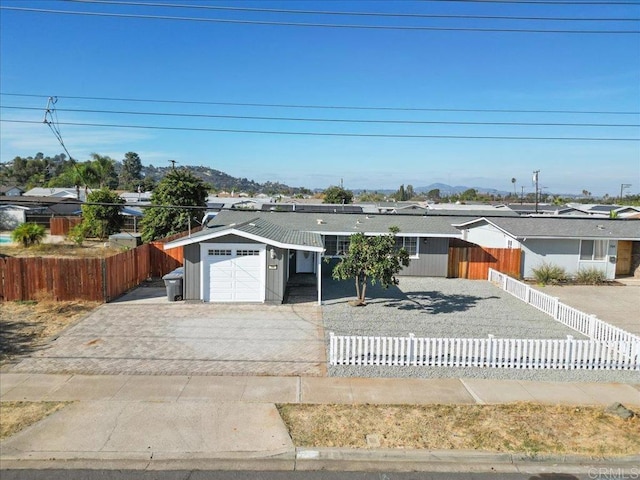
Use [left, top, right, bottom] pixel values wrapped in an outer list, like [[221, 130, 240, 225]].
[[207, 210, 467, 237], [462, 217, 640, 240]]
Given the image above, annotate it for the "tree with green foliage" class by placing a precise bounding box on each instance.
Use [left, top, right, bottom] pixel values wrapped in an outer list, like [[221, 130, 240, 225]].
[[90, 154, 118, 189], [119, 152, 143, 189], [426, 188, 441, 201], [322, 185, 353, 204], [141, 169, 208, 242], [81, 188, 125, 239], [331, 227, 410, 306], [11, 223, 46, 247]]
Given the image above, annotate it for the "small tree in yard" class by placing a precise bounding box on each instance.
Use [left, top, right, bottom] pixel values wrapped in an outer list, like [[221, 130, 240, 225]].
[[11, 223, 46, 247], [332, 227, 410, 306], [82, 188, 125, 239], [141, 169, 208, 242]]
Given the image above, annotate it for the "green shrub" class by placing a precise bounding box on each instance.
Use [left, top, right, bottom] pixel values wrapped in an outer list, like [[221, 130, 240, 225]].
[[11, 223, 46, 248], [531, 263, 569, 285], [67, 222, 88, 246], [575, 267, 607, 285]]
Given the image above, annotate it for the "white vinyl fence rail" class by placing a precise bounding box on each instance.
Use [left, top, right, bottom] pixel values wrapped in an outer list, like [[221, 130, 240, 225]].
[[329, 333, 639, 370], [328, 270, 640, 371], [488, 268, 640, 360]]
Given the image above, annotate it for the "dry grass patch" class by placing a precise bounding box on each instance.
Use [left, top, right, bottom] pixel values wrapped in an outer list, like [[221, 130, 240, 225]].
[[0, 294, 100, 364], [0, 402, 70, 440], [277, 403, 640, 457], [0, 240, 121, 258]]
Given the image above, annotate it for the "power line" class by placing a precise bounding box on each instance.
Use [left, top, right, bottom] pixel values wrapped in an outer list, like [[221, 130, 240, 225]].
[[1, 6, 637, 33], [3, 105, 638, 128], [3, 118, 638, 141], [2, 93, 637, 116], [63, 0, 640, 22]]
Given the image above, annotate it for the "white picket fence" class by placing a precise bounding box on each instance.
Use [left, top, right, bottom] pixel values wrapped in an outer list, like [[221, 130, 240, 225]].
[[488, 268, 640, 353], [329, 333, 640, 370], [328, 270, 640, 370]]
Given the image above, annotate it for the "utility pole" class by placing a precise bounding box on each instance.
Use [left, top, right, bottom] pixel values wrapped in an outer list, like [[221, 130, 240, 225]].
[[533, 170, 540, 213], [619, 183, 632, 204], [169, 159, 177, 170], [520, 186, 525, 205]]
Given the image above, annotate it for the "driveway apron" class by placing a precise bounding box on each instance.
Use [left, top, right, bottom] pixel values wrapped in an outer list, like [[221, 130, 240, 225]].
[[6, 296, 326, 377]]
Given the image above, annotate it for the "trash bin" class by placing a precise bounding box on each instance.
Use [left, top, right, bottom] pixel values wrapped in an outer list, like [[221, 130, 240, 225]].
[[162, 269, 183, 302]]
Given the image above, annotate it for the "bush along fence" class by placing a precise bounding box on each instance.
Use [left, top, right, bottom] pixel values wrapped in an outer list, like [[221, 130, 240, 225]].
[[328, 269, 639, 371]]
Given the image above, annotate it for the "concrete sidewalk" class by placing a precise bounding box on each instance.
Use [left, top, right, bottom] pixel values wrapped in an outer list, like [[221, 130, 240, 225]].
[[1, 373, 639, 472]]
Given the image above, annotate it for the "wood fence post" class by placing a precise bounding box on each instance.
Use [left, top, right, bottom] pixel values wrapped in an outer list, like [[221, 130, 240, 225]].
[[101, 258, 108, 302]]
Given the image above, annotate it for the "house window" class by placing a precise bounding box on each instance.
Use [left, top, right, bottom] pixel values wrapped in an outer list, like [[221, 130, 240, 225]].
[[395, 237, 418, 256], [324, 235, 351, 256], [208, 249, 232, 256], [580, 240, 607, 261]]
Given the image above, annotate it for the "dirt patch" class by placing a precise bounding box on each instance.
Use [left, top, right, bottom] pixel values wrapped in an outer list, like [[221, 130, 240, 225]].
[[0, 295, 100, 365], [0, 241, 122, 258], [0, 401, 70, 440], [277, 403, 640, 456]]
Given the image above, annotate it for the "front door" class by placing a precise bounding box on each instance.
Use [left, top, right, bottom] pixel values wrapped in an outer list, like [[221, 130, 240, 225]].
[[616, 240, 633, 276]]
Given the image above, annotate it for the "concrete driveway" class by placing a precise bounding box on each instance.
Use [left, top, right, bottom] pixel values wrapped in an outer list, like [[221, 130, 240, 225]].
[[7, 288, 326, 376]]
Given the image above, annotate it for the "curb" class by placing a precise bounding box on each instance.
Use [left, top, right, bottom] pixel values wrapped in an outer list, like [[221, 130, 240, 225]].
[[294, 448, 640, 472], [2, 449, 639, 473]]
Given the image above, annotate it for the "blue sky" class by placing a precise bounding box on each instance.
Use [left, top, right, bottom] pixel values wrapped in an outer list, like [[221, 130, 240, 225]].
[[1, 0, 639, 196]]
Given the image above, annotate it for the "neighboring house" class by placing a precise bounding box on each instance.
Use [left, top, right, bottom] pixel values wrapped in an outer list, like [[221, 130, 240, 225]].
[[0, 205, 30, 229], [507, 204, 583, 216], [23, 187, 91, 202], [0, 196, 83, 216], [454, 217, 640, 280], [0, 186, 25, 197], [565, 204, 640, 218]]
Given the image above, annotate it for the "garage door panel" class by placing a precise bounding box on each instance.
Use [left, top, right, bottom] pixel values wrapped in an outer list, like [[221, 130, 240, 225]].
[[203, 244, 265, 302]]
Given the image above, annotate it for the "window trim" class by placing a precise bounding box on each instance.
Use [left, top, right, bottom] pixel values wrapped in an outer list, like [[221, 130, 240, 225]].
[[579, 239, 608, 261]]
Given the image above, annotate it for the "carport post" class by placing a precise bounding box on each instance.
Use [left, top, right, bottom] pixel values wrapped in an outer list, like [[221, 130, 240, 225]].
[[317, 253, 322, 305]]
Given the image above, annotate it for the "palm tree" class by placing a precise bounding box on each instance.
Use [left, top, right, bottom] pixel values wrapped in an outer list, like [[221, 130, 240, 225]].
[[511, 178, 517, 199], [90, 153, 116, 188]]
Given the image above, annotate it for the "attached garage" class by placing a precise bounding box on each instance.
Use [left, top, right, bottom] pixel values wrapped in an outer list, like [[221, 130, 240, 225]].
[[202, 244, 266, 302], [165, 217, 324, 304]]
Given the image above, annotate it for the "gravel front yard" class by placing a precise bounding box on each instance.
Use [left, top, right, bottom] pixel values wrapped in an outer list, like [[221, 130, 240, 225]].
[[322, 277, 640, 383]]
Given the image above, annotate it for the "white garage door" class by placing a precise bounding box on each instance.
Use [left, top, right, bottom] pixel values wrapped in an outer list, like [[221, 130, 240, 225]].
[[202, 244, 265, 302]]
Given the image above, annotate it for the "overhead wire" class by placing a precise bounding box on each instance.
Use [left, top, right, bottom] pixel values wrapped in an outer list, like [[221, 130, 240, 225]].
[[1, 5, 637, 33], [2, 119, 638, 142], [2, 105, 638, 128], [62, 0, 640, 22], [2, 93, 637, 116]]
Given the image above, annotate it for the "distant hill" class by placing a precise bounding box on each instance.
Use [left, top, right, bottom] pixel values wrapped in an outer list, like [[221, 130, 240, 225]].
[[141, 164, 310, 195]]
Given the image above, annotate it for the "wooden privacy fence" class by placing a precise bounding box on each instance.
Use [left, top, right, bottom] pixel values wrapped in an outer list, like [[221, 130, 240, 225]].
[[50, 217, 82, 236], [448, 246, 521, 279], [0, 241, 184, 302], [329, 333, 639, 370]]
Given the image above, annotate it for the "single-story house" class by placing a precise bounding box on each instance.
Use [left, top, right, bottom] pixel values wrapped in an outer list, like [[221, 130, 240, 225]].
[[0, 196, 83, 216], [454, 217, 640, 280], [0, 205, 30, 230], [164, 210, 640, 304], [0, 186, 25, 197], [163, 210, 480, 304]]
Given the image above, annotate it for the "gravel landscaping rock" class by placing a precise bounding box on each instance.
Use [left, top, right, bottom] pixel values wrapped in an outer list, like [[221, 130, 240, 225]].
[[322, 277, 640, 384]]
